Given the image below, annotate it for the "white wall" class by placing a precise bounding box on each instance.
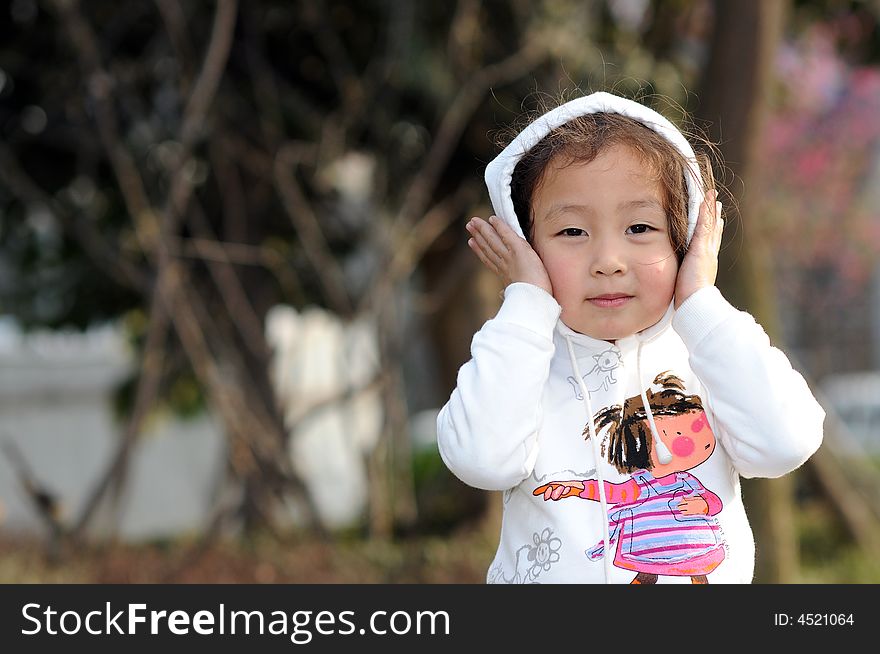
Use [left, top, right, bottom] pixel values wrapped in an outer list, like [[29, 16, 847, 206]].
[[0, 321, 227, 541], [0, 306, 387, 540]]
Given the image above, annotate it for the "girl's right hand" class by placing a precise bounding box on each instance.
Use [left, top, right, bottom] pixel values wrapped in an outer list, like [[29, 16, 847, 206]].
[[466, 216, 553, 296]]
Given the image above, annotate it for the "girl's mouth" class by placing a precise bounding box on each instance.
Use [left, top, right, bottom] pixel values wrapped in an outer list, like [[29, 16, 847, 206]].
[[588, 294, 633, 308]]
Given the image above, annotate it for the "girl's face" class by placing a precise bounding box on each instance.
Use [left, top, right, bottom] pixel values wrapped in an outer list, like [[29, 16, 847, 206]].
[[531, 144, 678, 341], [650, 410, 716, 477]]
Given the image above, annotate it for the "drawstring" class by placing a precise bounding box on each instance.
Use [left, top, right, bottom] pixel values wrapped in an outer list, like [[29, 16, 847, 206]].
[[564, 336, 613, 584], [565, 335, 673, 584], [637, 341, 673, 465]]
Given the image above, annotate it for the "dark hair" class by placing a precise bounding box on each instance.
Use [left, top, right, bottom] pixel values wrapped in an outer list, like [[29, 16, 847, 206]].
[[509, 110, 715, 265], [588, 371, 705, 474]]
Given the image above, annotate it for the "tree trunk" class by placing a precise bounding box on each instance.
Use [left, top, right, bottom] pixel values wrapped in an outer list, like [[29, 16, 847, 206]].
[[695, 0, 797, 583]]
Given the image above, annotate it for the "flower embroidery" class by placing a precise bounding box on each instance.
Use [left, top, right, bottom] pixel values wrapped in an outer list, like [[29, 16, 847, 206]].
[[488, 527, 563, 584], [527, 528, 561, 577]]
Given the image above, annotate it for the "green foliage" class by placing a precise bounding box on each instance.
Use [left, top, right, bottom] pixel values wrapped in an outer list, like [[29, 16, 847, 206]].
[[798, 500, 880, 582], [412, 446, 485, 533]]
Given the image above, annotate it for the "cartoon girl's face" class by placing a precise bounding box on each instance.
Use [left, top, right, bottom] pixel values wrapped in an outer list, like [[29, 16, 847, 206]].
[[649, 410, 715, 477]]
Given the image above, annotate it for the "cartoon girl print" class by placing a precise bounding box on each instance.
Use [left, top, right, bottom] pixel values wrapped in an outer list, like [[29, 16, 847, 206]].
[[533, 372, 726, 584]]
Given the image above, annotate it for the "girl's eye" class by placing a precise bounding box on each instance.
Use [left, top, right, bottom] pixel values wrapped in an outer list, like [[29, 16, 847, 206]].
[[626, 224, 654, 235], [559, 228, 586, 237]]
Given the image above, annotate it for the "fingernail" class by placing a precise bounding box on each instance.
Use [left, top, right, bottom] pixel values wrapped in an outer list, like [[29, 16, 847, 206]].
[[488, 215, 495, 224]]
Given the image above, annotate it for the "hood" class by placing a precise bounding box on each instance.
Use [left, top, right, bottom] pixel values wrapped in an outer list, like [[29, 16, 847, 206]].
[[485, 91, 704, 245]]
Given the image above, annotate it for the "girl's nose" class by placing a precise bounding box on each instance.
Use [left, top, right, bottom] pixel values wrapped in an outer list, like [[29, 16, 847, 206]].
[[590, 243, 627, 276], [592, 262, 625, 276]]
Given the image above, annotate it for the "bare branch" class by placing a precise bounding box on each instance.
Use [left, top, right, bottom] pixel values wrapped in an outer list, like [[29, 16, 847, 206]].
[[0, 142, 149, 292], [0, 440, 64, 557], [357, 0, 414, 147], [411, 245, 478, 315], [52, 0, 323, 531], [394, 43, 548, 232], [154, 0, 196, 92], [274, 142, 353, 316], [168, 236, 284, 267], [388, 182, 480, 288], [241, 5, 286, 146], [188, 199, 269, 362], [52, 0, 156, 244], [178, 0, 238, 150], [159, 0, 238, 241], [159, 266, 298, 492], [165, 236, 307, 309], [447, 0, 482, 77], [301, 0, 363, 113], [284, 373, 383, 429], [71, 288, 169, 539], [361, 182, 480, 314], [208, 136, 248, 242], [147, 0, 298, 490], [364, 0, 413, 93]]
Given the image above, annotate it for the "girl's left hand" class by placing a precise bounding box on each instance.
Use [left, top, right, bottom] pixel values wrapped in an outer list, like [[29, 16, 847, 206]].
[[674, 190, 723, 310]]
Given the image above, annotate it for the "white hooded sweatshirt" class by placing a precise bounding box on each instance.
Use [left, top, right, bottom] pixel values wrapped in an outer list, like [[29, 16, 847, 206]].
[[436, 92, 825, 584]]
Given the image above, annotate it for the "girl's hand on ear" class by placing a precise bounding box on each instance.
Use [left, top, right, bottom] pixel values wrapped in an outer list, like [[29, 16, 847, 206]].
[[674, 190, 723, 310], [466, 215, 553, 296]]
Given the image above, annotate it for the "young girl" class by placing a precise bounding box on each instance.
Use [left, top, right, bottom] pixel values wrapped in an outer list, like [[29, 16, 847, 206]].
[[436, 91, 825, 584]]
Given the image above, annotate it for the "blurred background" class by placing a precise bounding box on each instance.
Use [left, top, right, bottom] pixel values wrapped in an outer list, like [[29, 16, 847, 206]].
[[1, 0, 879, 583]]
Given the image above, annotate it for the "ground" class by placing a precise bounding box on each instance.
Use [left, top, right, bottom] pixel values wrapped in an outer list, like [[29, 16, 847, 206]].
[[0, 525, 497, 584]]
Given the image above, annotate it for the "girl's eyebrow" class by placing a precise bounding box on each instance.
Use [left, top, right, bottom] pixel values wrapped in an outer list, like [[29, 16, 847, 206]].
[[619, 198, 663, 211], [542, 203, 594, 223], [541, 198, 663, 224]]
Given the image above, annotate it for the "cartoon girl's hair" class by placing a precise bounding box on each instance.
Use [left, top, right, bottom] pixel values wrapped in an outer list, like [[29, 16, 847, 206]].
[[587, 372, 704, 474]]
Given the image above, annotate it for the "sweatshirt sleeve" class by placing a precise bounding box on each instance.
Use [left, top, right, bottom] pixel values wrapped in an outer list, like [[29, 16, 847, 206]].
[[672, 286, 825, 479], [436, 282, 561, 491]]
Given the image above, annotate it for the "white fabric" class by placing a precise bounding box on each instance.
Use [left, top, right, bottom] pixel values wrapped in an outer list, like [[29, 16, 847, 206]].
[[564, 336, 612, 582], [439, 91, 824, 584], [437, 284, 825, 583]]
